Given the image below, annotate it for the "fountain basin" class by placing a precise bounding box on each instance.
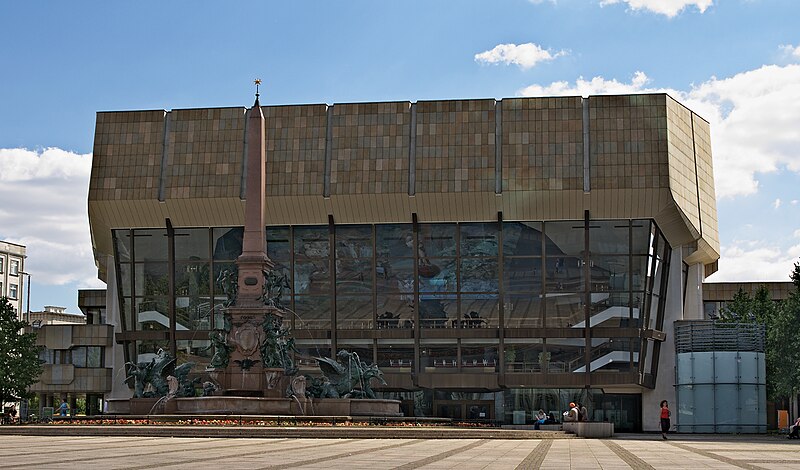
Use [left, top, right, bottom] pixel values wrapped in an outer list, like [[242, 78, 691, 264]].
[[172, 396, 402, 416]]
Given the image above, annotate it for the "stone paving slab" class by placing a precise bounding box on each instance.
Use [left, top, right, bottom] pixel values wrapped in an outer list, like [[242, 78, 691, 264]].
[[0, 434, 797, 469], [0, 425, 572, 440]]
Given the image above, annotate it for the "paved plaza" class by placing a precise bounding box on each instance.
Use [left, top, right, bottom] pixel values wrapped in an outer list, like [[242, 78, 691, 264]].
[[0, 434, 798, 469]]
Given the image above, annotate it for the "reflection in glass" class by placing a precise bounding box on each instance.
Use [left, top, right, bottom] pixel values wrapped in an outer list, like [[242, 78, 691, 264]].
[[294, 226, 329, 257], [213, 227, 243, 260], [504, 341, 544, 372], [421, 343, 458, 369], [377, 341, 414, 369], [136, 340, 169, 364], [336, 225, 373, 258], [631, 220, 651, 255], [546, 340, 585, 373], [504, 294, 542, 328], [418, 258, 456, 293], [419, 294, 456, 328], [377, 296, 414, 329], [503, 222, 543, 256], [336, 295, 373, 329], [461, 343, 499, 371], [113, 230, 132, 262], [293, 296, 331, 329], [590, 255, 629, 291], [376, 258, 414, 294], [503, 257, 542, 293], [460, 223, 498, 257], [460, 258, 499, 292], [136, 296, 170, 331], [459, 295, 498, 328], [589, 221, 629, 254], [133, 229, 168, 262], [544, 294, 583, 328], [266, 226, 291, 260], [336, 257, 372, 294], [418, 224, 456, 257], [294, 259, 330, 295], [174, 228, 210, 260], [376, 224, 413, 258]]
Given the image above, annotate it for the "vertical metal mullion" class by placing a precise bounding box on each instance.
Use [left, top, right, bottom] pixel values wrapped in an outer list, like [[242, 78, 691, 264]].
[[166, 219, 177, 359], [541, 221, 548, 368], [583, 210, 591, 386], [289, 226, 295, 329], [497, 213, 505, 378], [372, 224, 377, 331], [208, 227, 215, 330], [412, 214, 420, 377], [455, 223, 461, 329], [629, 221, 634, 369], [329, 216, 336, 357]]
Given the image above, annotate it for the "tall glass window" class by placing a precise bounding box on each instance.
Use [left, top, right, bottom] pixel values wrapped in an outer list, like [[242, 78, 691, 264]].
[[293, 226, 330, 329], [503, 222, 543, 328], [336, 225, 373, 329], [544, 221, 584, 328]]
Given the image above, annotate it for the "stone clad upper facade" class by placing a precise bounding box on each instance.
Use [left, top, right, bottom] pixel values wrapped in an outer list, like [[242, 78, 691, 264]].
[[89, 93, 719, 278]]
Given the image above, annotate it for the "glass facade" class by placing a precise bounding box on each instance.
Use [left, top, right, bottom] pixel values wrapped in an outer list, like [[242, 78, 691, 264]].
[[112, 218, 670, 389]]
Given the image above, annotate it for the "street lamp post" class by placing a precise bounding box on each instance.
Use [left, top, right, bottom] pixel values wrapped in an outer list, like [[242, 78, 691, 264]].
[[20, 271, 31, 323]]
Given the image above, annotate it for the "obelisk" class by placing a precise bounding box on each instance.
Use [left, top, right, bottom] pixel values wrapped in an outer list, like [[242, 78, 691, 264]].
[[236, 81, 274, 305], [217, 80, 281, 393]]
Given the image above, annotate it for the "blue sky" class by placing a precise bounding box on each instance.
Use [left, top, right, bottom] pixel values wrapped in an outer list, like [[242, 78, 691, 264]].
[[1, 0, 799, 314]]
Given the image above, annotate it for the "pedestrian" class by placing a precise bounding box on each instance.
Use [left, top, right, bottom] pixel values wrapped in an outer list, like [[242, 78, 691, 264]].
[[57, 399, 69, 417], [579, 403, 589, 422], [788, 416, 800, 439], [660, 400, 671, 439], [563, 402, 579, 422], [534, 409, 547, 430]]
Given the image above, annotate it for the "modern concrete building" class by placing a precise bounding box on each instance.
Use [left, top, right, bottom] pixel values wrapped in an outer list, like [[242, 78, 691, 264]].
[[29, 305, 86, 326], [30, 290, 113, 417], [88, 93, 719, 431], [0, 240, 26, 318], [702, 281, 795, 319]]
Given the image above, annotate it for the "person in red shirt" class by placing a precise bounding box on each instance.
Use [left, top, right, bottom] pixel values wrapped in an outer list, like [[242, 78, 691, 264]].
[[660, 400, 671, 439]]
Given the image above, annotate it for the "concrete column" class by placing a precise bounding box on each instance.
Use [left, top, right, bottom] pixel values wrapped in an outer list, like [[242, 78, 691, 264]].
[[106, 255, 133, 402], [683, 263, 705, 320]]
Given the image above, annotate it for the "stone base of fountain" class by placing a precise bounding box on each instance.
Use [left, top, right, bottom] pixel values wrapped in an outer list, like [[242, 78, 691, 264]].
[[115, 394, 401, 417], [171, 396, 402, 416]]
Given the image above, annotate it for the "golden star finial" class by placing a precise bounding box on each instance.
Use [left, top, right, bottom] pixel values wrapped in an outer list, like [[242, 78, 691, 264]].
[[254, 78, 262, 98]]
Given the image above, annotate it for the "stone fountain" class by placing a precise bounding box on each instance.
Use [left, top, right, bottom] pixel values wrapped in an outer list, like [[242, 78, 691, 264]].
[[122, 88, 400, 418]]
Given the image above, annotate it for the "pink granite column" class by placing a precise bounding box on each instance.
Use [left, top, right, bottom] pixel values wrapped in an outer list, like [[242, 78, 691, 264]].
[[236, 97, 273, 307]]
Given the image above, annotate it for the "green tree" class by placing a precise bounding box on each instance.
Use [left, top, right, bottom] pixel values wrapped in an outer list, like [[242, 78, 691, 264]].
[[718, 275, 798, 401], [770, 262, 800, 399], [0, 297, 42, 409]]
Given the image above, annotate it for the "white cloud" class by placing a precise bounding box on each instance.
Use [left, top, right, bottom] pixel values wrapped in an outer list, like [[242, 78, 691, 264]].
[[774, 199, 782, 209], [780, 44, 800, 60], [520, 70, 650, 96], [706, 241, 800, 282], [793, 200, 799, 206], [794, 229, 800, 238], [0, 148, 103, 288], [517, 63, 800, 199], [475, 43, 566, 70], [599, 0, 713, 17]]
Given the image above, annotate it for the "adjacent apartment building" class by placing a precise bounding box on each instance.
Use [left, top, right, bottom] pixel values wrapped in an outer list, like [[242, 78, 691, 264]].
[[89, 93, 719, 431], [0, 240, 26, 318]]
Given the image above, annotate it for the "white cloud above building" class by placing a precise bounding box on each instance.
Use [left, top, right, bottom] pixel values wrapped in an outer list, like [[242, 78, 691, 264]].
[[0, 148, 102, 289], [599, 0, 714, 17], [475, 43, 566, 70]]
